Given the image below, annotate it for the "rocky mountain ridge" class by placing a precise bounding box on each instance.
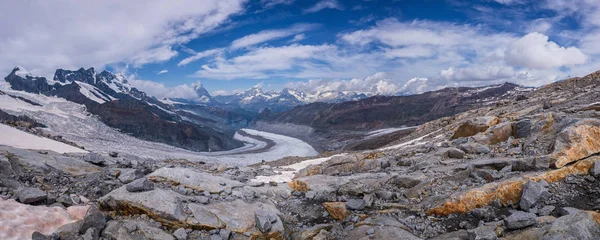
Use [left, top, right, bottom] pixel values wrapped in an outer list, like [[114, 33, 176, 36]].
[[4, 66, 243, 152]]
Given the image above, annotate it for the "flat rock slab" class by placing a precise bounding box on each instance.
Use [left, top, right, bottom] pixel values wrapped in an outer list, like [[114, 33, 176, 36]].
[[0, 146, 99, 176], [99, 187, 187, 227], [189, 200, 284, 238], [148, 167, 244, 194]]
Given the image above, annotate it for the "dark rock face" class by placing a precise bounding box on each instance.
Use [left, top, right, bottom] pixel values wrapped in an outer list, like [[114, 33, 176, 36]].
[[4, 67, 242, 152]]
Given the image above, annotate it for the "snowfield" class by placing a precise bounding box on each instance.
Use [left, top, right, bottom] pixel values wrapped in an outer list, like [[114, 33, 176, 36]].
[[0, 86, 318, 165], [0, 124, 87, 154]]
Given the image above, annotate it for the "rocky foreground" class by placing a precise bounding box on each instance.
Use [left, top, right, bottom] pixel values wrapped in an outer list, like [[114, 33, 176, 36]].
[[4, 71, 600, 239]]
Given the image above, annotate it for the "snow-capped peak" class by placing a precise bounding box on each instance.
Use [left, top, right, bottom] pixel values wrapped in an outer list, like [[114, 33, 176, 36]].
[[12, 66, 31, 78]]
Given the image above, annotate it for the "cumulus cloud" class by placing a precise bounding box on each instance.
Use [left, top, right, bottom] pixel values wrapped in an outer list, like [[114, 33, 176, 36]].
[[128, 77, 198, 99], [0, 0, 245, 77], [194, 44, 337, 79], [505, 32, 587, 69], [303, 0, 343, 13], [285, 72, 400, 95], [157, 70, 168, 75], [230, 24, 317, 49]]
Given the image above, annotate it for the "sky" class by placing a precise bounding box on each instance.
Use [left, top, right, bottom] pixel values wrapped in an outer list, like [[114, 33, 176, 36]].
[[0, 0, 599, 99]]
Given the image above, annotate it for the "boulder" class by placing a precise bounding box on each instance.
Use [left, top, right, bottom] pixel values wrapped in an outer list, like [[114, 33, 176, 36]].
[[520, 180, 549, 211], [17, 187, 47, 204], [387, 173, 426, 188], [82, 153, 107, 166], [99, 187, 187, 227], [591, 161, 600, 177], [346, 199, 366, 210], [148, 167, 244, 194], [541, 211, 600, 240], [322, 202, 348, 220], [451, 117, 499, 140], [460, 143, 491, 155], [505, 211, 537, 230], [79, 207, 107, 234], [126, 178, 155, 192], [117, 168, 144, 184], [445, 148, 466, 159], [173, 228, 187, 240], [467, 225, 498, 240], [552, 119, 600, 168]]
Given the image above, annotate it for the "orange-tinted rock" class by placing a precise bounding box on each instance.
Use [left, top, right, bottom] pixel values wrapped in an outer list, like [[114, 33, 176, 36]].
[[552, 120, 600, 168], [322, 202, 348, 220], [451, 117, 500, 140], [427, 157, 599, 216]]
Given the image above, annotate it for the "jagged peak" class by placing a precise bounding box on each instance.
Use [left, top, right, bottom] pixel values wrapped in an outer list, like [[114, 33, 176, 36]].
[[11, 66, 31, 78]]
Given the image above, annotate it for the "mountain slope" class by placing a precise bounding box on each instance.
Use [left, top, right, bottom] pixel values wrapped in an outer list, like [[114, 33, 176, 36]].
[[3, 67, 243, 152]]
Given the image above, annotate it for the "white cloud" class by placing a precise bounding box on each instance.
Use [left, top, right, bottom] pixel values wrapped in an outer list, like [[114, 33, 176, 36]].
[[0, 0, 245, 77], [527, 19, 552, 34], [128, 77, 198, 99], [440, 65, 522, 81], [194, 44, 337, 79], [303, 0, 343, 13], [290, 34, 306, 42], [261, 0, 295, 8], [383, 46, 434, 58], [285, 72, 400, 95], [178, 48, 224, 67], [157, 69, 168, 75], [505, 32, 587, 69], [230, 24, 317, 50], [213, 89, 244, 96]]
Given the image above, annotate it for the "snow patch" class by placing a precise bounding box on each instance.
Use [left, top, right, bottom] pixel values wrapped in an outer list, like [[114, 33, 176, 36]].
[[251, 154, 346, 183], [0, 124, 87, 154], [0, 199, 88, 240], [76, 82, 113, 104]]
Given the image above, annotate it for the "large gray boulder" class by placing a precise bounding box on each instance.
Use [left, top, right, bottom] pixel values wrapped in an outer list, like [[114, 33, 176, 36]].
[[17, 187, 47, 204], [148, 167, 244, 194], [125, 178, 155, 192], [505, 211, 537, 230], [541, 211, 600, 240], [99, 187, 187, 224], [520, 180, 549, 211]]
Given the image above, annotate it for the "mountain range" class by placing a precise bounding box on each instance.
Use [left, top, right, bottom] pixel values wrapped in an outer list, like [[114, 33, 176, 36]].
[[2, 66, 534, 153]]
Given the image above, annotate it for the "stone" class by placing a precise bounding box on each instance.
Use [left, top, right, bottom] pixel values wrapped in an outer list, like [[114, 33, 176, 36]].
[[468, 225, 498, 240], [83, 153, 107, 166], [591, 161, 600, 177], [520, 180, 550, 211], [514, 119, 532, 139], [387, 173, 425, 188], [541, 211, 600, 240], [188, 204, 226, 229], [135, 221, 175, 240], [118, 168, 144, 184], [451, 117, 499, 139], [552, 120, 600, 168], [57, 194, 75, 207], [255, 209, 277, 233], [323, 202, 348, 220], [219, 229, 232, 240], [148, 167, 244, 194], [460, 143, 491, 155], [109, 152, 118, 158], [539, 206, 556, 216], [346, 199, 367, 210], [445, 148, 466, 159], [82, 228, 98, 240], [17, 187, 47, 204], [557, 207, 582, 216], [505, 211, 537, 230], [173, 228, 187, 240], [347, 225, 422, 240], [31, 231, 48, 240], [99, 187, 187, 226], [126, 178, 155, 192], [196, 196, 210, 204], [79, 207, 107, 234]]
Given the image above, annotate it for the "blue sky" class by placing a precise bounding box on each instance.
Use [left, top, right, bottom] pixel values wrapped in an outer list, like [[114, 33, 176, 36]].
[[1, 0, 599, 98]]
